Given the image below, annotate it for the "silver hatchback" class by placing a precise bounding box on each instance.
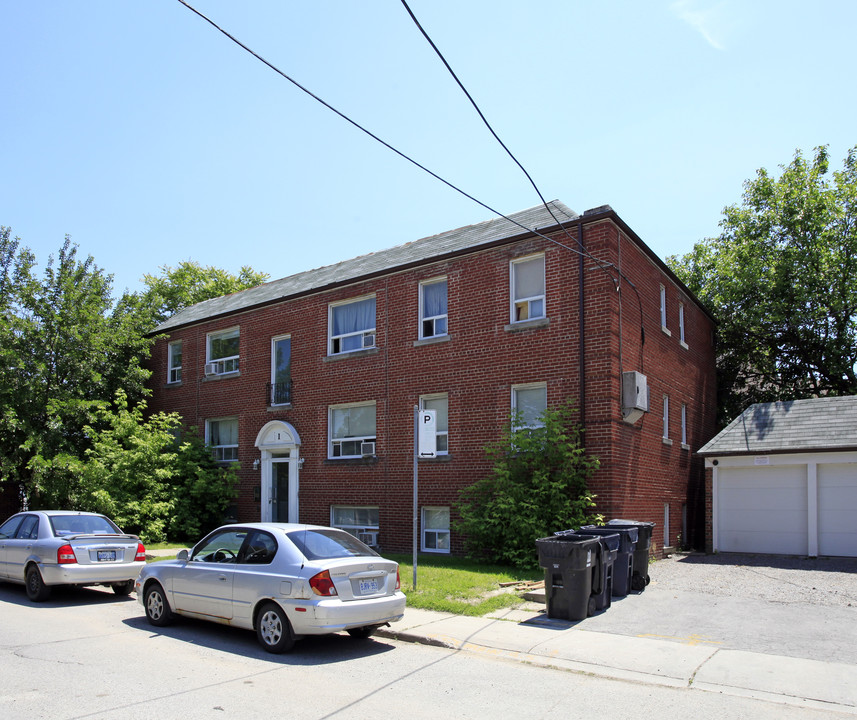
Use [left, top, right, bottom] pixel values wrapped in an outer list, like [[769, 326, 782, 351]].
[[137, 523, 406, 653], [0, 510, 147, 601]]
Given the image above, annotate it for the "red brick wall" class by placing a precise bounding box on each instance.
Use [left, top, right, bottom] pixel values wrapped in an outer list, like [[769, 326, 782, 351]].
[[148, 215, 717, 555]]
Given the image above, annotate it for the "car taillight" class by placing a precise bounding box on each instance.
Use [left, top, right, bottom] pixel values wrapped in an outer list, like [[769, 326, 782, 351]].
[[135, 542, 146, 562], [57, 544, 76, 564], [309, 569, 338, 596], [395, 569, 401, 590]]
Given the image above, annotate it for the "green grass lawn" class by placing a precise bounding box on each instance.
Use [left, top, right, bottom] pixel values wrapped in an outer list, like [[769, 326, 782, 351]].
[[387, 553, 543, 616]]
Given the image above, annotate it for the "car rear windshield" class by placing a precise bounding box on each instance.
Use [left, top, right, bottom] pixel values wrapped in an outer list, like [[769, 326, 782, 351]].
[[51, 515, 122, 536], [287, 529, 379, 560]]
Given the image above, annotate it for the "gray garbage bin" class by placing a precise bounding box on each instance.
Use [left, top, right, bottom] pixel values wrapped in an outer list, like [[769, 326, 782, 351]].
[[536, 534, 601, 621], [606, 519, 655, 591], [578, 525, 638, 597]]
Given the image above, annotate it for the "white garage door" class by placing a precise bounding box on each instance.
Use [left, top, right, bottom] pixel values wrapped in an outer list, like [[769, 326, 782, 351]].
[[717, 466, 807, 555], [818, 463, 857, 557]]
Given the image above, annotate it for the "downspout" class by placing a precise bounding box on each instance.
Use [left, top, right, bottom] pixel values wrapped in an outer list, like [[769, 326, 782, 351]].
[[578, 222, 586, 432]]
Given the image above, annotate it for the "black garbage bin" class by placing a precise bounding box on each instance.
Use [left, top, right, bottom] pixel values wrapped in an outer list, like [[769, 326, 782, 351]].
[[578, 525, 638, 597], [606, 519, 655, 591], [571, 531, 619, 612], [536, 534, 601, 621]]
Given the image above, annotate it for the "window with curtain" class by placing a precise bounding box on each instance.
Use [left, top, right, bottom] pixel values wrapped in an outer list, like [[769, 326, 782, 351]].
[[329, 297, 376, 354], [512, 383, 547, 428], [420, 394, 449, 453], [420, 278, 448, 339], [421, 507, 450, 553], [167, 340, 182, 384], [207, 327, 240, 374], [329, 402, 376, 457], [207, 417, 238, 462], [511, 255, 545, 322]]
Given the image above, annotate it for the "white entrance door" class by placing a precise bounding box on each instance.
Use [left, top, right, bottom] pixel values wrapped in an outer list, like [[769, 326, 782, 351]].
[[255, 421, 302, 524], [271, 456, 290, 523]]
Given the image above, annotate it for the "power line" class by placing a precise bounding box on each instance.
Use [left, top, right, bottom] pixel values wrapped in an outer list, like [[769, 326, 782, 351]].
[[175, 0, 593, 260]]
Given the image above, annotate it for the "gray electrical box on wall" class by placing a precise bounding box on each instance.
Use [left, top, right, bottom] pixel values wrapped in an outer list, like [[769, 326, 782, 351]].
[[622, 371, 649, 423]]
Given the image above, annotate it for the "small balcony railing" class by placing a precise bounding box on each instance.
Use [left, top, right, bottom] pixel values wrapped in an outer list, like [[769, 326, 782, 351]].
[[267, 380, 293, 406]]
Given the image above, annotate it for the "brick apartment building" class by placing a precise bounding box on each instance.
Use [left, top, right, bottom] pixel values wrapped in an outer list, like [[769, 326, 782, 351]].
[[147, 201, 717, 555]]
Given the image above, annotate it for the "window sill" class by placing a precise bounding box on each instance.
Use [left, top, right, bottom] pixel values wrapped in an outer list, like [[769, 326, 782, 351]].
[[505, 317, 550, 333], [662, 437, 673, 446], [420, 548, 451, 554], [661, 325, 672, 337], [680, 340, 689, 350], [203, 371, 240, 382], [681, 443, 691, 451], [164, 381, 183, 388], [418, 454, 452, 462], [267, 403, 292, 412], [324, 347, 380, 363], [324, 456, 380, 466], [414, 334, 451, 348]]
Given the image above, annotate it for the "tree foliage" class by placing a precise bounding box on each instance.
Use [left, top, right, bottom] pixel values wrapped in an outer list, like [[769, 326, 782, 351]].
[[142, 260, 269, 325], [668, 145, 857, 425], [455, 402, 601, 569]]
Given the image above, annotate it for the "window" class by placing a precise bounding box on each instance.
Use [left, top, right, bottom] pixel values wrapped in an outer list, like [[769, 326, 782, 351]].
[[207, 417, 238, 462], [241, 530, 278, 565], [331, 506, 380, 547], [679, 302, 687, 347], [167, 341, 182, 384], [422, 507, 450, 553], [206, 327, 239, 375], [270, 335, 292, 405], [511, 254, 545, 323], [420, 278, 448, 339], [662, 395, 670, 440], [420, 394, 449, 454], [191, 528, 247, 563], [659, 285, 668, 330], [329, 402, 376, 458], [681, 403, 688, 447], [512, 383, 547, 428], [329, 296, 376, 355]]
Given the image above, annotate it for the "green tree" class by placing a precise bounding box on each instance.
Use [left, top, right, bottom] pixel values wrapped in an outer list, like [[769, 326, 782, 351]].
[[142, 260, 269, 324], [668, 145, 857, 425], [0, 233, 152, 506], [75, 392, 238, 544], [456, 402, 601, 569]]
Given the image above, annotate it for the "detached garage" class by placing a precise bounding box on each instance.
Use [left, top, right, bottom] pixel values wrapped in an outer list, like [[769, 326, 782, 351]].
[[700, 396, 857, 558]]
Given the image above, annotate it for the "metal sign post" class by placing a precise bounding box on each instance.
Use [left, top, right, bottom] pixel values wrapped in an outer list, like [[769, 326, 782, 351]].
[[413, 407, 436, 590]]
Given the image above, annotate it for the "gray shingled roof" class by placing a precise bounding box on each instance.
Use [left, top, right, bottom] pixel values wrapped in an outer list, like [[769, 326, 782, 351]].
[[154, 201, 579, 333], [698, 395, 857, 456]]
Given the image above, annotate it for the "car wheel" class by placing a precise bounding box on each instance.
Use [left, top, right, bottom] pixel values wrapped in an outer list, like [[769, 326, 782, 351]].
[[112, 580, 135, 596], [346, 625, 376, 640], [256, 602, 295, 653], [144, 583, 174, 627], [25, 565, 51, 602]]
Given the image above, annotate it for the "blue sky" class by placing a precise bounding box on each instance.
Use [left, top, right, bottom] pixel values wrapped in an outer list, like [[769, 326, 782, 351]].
[[2, 1, 854, 296]]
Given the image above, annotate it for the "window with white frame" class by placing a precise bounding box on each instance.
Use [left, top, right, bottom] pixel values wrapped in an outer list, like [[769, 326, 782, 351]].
[[206, 417, 238, 462], [510, 254, 546, 323], [329, 402, 376, 458], [167, 340, 182, 384], [420, 394, 449, 454], [681, 403, 688, 446], [422, 506, 450, 553], [512, 383, 547, 428], [659, 285, 668, 330], [331, 506, 380, 546], [419, 278, 448, 339], [329, 296, 376, 355], [270, 335, 292, 405], [679, 302, 687, 346], [206, 327, 239, 375], [662, 395, 670, 440]]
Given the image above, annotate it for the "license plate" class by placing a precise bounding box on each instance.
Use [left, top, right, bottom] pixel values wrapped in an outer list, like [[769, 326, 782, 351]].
[[97, 550, 116, 562], [359, 579, 379, 594]]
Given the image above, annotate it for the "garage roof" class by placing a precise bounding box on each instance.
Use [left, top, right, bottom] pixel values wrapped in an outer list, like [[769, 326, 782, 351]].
[[698, 395, 857, 456]]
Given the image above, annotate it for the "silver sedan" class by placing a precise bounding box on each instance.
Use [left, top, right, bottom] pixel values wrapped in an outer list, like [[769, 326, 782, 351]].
[[0, 510, 147, 601], [136, 523, 406, 653]]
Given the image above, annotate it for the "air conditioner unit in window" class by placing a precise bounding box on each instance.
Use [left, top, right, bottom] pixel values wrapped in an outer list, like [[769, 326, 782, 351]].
[[204, 362, 219, 376], [622, 371, 649, 423], [357, 530, 379, 547], [360, 441, 376, 457]]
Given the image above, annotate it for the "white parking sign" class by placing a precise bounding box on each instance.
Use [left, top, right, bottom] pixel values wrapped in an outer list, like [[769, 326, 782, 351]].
[[418, 410, 437, 458]]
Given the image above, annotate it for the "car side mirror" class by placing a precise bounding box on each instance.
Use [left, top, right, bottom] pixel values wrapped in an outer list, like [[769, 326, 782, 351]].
[[176, 549, 189, 562]]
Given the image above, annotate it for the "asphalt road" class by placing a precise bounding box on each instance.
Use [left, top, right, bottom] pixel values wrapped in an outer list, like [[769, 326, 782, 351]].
[[1, 571, 854, 720]]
